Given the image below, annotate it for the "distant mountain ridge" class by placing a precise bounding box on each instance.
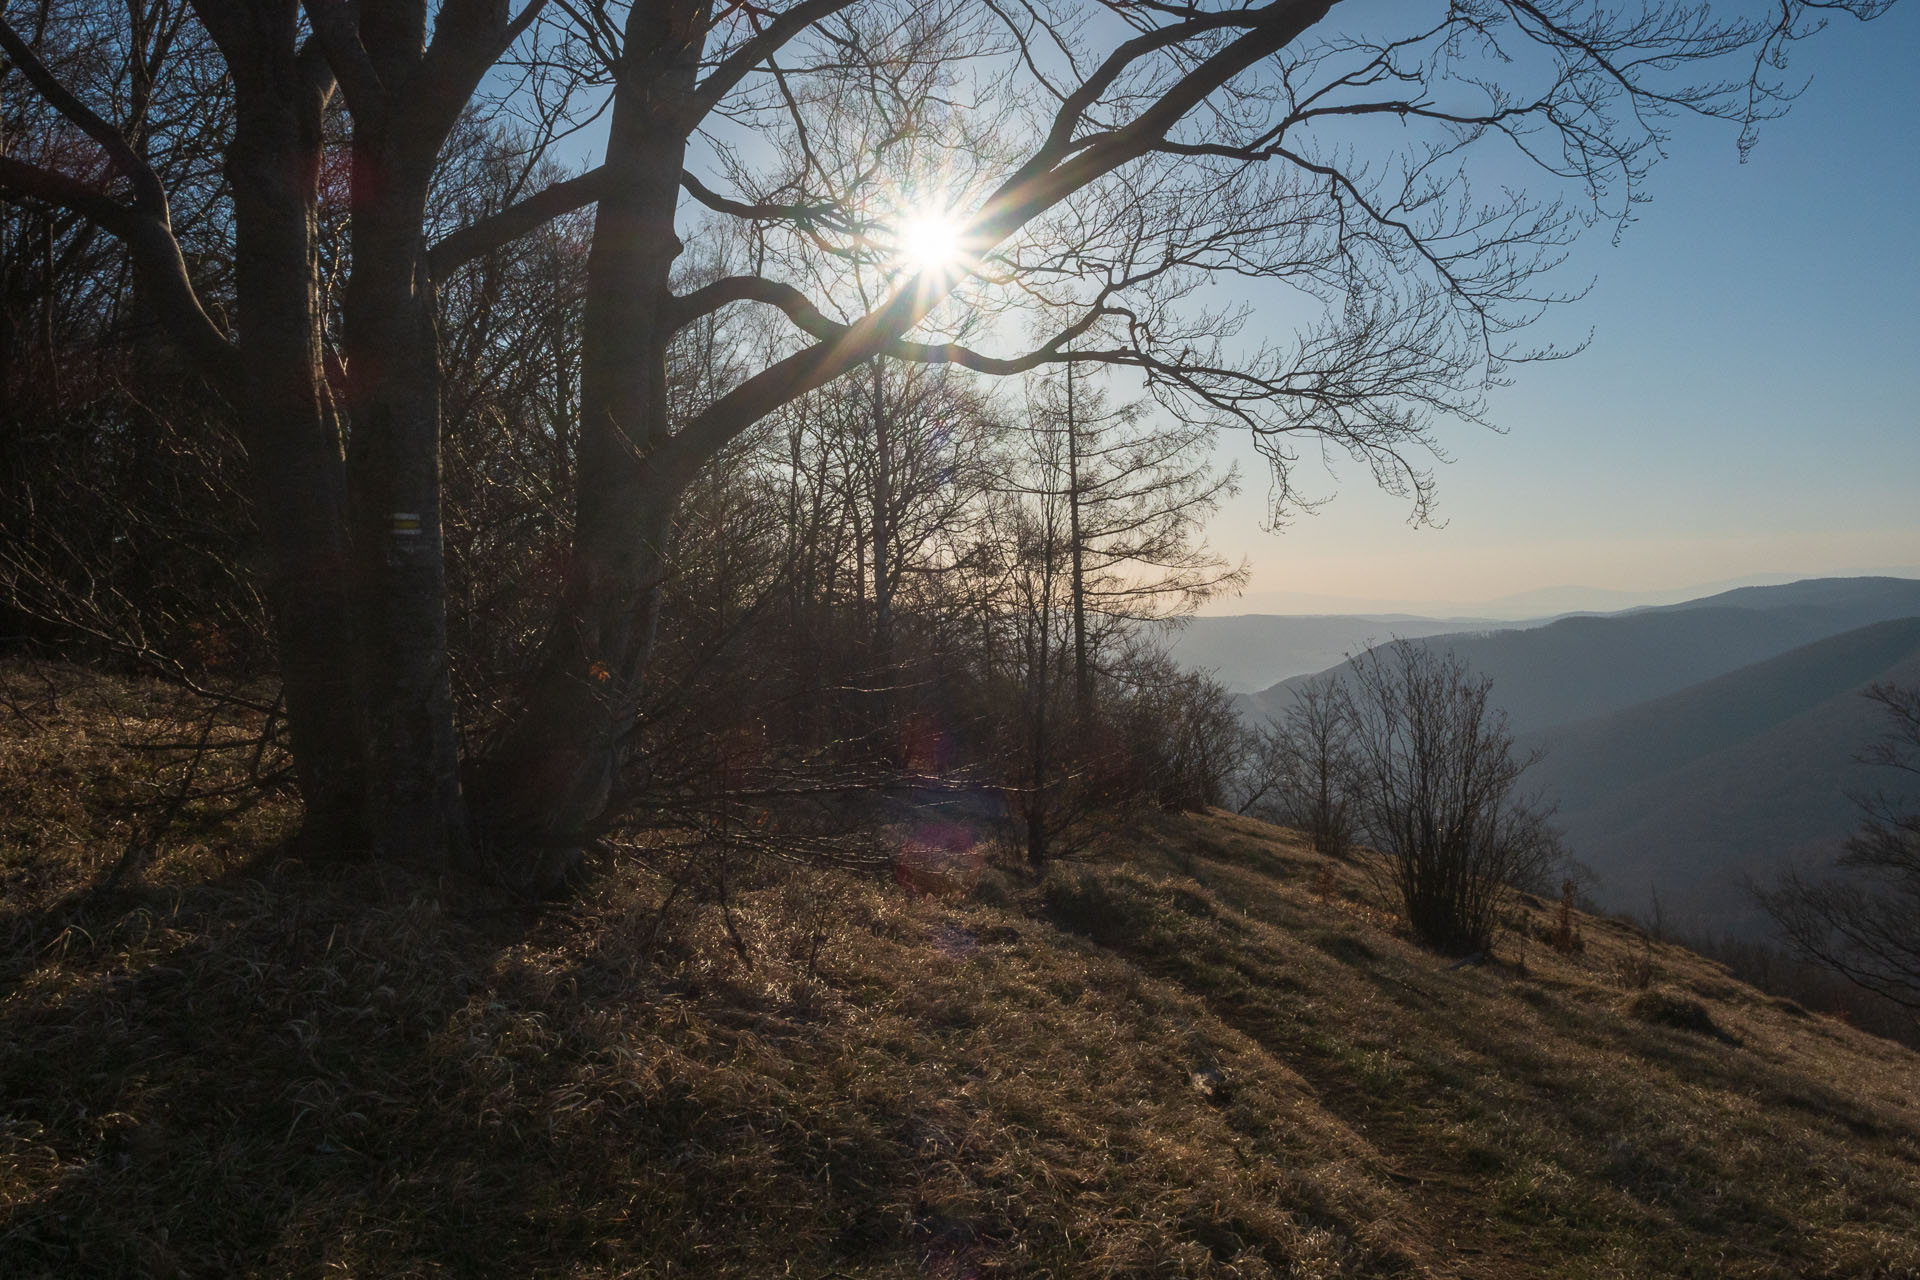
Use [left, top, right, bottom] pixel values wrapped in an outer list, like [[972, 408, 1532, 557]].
[[1164, 612, 1533, 692], [1635, 575, 1920, 617], [1243, 576, 1920, 734], [1524, 618, 1920, 936], [1213, 568, 1920, 621], [1222, 576, 1920, 938], [1521, 614, 1920, 813]]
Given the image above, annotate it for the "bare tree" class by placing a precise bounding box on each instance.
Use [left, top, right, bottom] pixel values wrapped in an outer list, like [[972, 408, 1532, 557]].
[[0, 3, 372, 847], [0, 0, 549, 862], [972, 364, 1239, 862], [1757, 683, 1920, 1011], [1024, 365, 1246, 718], [1112, 647, 1245, 812], [479, 0, 1892, 878], [1340, 641, 1560, 954], [1239, 679, 1354, 857], [2, 0, 1895, 883]]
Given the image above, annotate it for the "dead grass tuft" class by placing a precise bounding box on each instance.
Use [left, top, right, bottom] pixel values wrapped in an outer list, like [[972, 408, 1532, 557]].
[[1628, 987, 1721, 1036], [1545, 879, 1584, 954], [1611, 931, 1660, 991]]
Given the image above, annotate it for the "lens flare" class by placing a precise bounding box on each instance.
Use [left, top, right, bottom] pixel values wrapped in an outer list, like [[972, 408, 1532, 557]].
[[895, 208, 963, 275]]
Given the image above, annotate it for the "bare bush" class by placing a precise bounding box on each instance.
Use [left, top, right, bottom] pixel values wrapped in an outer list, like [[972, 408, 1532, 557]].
[[1239, 680, 1355, 857], [1339, 641, 1561, 955]]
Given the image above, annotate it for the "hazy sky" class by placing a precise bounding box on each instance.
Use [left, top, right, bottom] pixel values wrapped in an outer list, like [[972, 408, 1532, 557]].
[[1198, 2, 1920, 615]]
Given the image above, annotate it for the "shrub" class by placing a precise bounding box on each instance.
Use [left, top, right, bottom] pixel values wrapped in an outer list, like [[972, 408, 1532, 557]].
[[1549, 879, 1584, 954], [1240, 680, 1354, 857], [1756, 682, 1920, 1013], [1614, 933, 1658, 991], [1339, 641, 1561, 955]]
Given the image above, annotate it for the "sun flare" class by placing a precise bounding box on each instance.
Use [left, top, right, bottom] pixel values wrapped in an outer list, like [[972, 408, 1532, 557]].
[[894, 208, 964, 275]]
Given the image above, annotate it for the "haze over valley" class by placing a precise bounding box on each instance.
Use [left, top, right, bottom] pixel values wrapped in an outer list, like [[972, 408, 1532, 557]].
[[1189, 576, 1920, 938]]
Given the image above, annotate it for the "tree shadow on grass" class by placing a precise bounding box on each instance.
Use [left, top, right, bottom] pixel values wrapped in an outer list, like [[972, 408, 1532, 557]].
[[0, 849, 909, 1278]]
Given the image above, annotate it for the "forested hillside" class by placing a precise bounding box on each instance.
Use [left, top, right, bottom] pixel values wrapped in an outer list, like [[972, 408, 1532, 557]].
[[1226, 581, 1920, 936], [1522, 618, 1920, 935]]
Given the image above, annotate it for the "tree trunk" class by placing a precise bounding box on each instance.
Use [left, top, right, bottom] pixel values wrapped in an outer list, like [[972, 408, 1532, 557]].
[[480, 475, 675, 876], [1065, 362, 1090, 722], [1027, 509, 1058, 866], [340, 145, 468, 865], [476, 0, 705, 883], [222, 27, 368, 853], [1028, 592, 1052, 867], [869, 360, 896, 738]]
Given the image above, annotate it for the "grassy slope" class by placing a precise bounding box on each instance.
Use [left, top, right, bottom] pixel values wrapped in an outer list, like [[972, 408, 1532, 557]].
[[2, 663, 1918, 1278]]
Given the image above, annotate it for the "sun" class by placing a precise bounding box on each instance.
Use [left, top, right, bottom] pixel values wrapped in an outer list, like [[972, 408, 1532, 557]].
[[894, 208, 965, 276]]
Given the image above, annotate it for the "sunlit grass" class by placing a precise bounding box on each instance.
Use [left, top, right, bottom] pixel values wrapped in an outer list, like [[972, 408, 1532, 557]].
[[4, 662, 1918, 1277]]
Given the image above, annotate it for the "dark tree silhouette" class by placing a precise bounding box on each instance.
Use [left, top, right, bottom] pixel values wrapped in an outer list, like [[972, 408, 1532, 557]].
[[0, 0, 1892, 881], [1758, 683, 1920, 1012]]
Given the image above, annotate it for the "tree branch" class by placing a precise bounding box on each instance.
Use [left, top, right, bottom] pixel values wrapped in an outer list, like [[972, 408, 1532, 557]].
[[0, 17, 167, 213], [684, 0, 865, 129], [0, 156, 141, 240], [0, 22, 239, 389], [404, 0, 549, 161], [662, 0, 1341, 479], [429, 165, 859, 280], [430, 164, 609, 279], [671, 273, 1103, 374], [680, 168, 850, 230], [298, 0, 387, 124]]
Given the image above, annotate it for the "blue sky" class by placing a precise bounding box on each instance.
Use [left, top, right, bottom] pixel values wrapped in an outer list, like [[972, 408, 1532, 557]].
[[1201, 0, 1920, 614], [544, 0, 1918, 615]]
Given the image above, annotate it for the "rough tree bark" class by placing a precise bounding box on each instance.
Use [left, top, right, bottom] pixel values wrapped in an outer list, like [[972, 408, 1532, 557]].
[[308, 0, 541, 864]]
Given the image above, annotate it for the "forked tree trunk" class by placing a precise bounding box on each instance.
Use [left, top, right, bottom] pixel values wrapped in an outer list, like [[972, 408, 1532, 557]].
[[318, 0, 527, 867], [211, 11, 368, 852], [476, 0, 705, 885]]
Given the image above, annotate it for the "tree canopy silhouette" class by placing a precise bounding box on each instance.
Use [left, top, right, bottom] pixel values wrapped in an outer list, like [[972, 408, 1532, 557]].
[[0, 0, 1891, 880]]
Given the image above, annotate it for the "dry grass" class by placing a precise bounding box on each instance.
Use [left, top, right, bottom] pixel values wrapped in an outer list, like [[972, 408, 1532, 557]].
[[1056, 811, 1920, 1278], [4, 663, 1919, 1277]]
